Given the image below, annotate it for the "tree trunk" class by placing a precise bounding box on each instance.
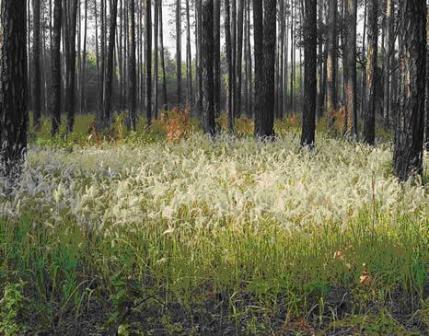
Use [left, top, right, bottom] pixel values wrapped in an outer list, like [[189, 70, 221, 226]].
[[103, 0, 119, 129], [261, 0, 276, 137], [159, 0, 168, 107], [97, 0, 106, 129], [326, 0, 338, 129], [201, 0, 215, 135], [185, 0, 194, 107], [382, 0, 393, 129], [360, 0, 367, 118], [344, 0, 357, 137], [65, 0, 79, 133], [316, 0, 324, 119], [145, 0, 152, 125], [278, 0, 285, 120], [80, 0, 88, 116], [32, 0, 42, 131], [363, 0, 378, 145], [129, 0, 137, 129], [426, 13, 429, 150], [253, 0, 264, 136], [154, 0, 159, 118], [0, 0, 28, 173], [393, 0, 426, 180], [283, 0, 289, 116], [231, 0, 237, 117], [290, 0, 294, 114], [213, 0, 221, 120], [235, 0, 244, 118], [246, 0, 253, 118], [50, 0, 62, 136], [176, 0, 182, 105], [225, 0, 234, 130], [301, 0, 317, 147]]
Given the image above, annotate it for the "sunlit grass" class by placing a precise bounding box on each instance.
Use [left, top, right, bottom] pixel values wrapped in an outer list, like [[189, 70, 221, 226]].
[[1, 113, 428, 334]]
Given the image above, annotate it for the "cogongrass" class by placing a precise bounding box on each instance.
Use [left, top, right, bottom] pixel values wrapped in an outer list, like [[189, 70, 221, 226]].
[[0, 130, 428, 333]]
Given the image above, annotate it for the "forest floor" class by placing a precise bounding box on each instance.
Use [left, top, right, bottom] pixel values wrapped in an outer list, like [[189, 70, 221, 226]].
[[1, 113, 429, 335]]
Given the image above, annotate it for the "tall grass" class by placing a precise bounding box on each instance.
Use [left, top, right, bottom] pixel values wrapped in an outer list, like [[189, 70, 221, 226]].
[[0, 114, 428, 334]]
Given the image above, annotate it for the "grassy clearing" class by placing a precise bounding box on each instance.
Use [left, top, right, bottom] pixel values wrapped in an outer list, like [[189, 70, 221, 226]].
[[1, 115, 428, 335]]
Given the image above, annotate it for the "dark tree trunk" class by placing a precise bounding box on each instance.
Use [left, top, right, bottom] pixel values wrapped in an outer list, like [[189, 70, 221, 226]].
[[277, 0, 285, 120], [360, 0, 367, 118], [253, 0, 264, 136], [382, 0, 393, 129], [393, 0, 426, 180], [159, 0, 168, 107], [97, 0, 106, 129], [154, 0, 159, 118], [326, 0, 338, 128], [128, 0, 137, 129], [32, 0, 42, 131], [80, 0, 88, 116], [196, 0, 203, 115], [66, 0, 79, 133], [50, 0, 62, 136], [235, 0, 244, 118], [301, 0, 317, 147], [225, 0, 234, 130], [103, 0, 119, 129], [231, 0, 237, 118], [316, 0, 324, 119], [246, 0, 253, 118], [185, 0, 193, 107], [0, 0, 28, 173], [176, 0, 182, 105], [201, 0, 215, 135], [145, 0, 152, 125], [425, 7, 429, 151], [213, 0, 221, 120], [260, 0, 276, 137], [290, 0, 295, 114], [363, 0, 378, 145], [344, 0, 357, 137]]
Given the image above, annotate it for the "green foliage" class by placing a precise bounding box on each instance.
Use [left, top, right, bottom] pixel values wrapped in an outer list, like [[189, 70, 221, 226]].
[[0, 281, 27, 336]]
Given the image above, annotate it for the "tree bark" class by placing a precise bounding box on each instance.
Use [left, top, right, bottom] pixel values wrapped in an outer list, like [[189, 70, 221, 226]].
[[97, 0, 106, 129], [201, 0, 215, 135], [103, 0, 119, 129], [253, 0, 264, 136], [145, 0, 152, 125], [176, 0, 182, 105], [344, 0, 357, 137], [0, 0, 28, 173], [235, 0, 244, 118], [326, 0, 338, 128], [316, 0, 324, 119], [301, 0, 317, 147], [32, 0, 42, 131], [225, 0, 234, 130], [50, 0, 62, 136], [128, 0, 137, 129], [363, 0, 378, 145], [65, 0, 79, 133], [261, 0, 276, 137], [393, 0, 427, 180], [80, 0, 88, 116], [185, 0, 193, 107], [213, 0, 221, 120], [382, 0, 393, 129], [159, 0, 168, 107]]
